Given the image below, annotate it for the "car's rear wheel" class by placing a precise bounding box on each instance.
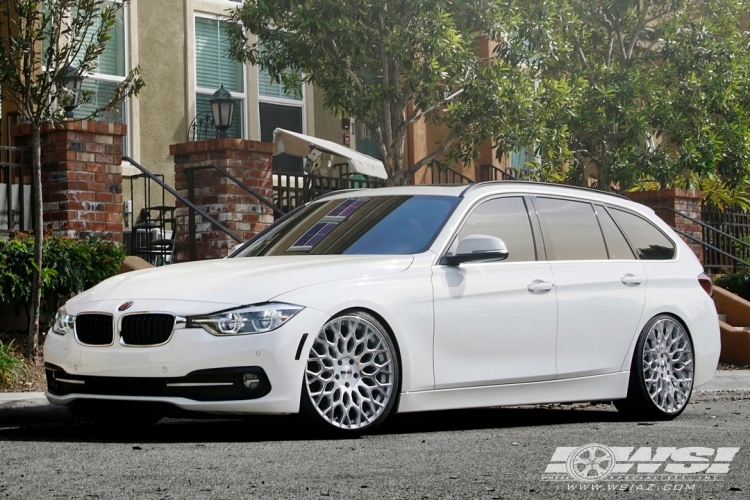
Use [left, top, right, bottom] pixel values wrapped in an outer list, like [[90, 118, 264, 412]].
[[615, 315, 694, 419], [301, 311, 399, 434]]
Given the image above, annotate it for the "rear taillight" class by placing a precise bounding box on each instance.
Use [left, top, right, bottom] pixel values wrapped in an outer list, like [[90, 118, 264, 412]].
[[698, 273, 713, 297]]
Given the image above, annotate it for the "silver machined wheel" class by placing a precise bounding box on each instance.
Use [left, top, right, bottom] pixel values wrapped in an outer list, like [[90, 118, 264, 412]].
[[305, 314, 396, 430], [641, 317, 694, 414]]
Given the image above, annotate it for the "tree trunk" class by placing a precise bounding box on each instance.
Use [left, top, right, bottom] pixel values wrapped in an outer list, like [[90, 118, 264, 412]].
[[26, 123, 43, 364]]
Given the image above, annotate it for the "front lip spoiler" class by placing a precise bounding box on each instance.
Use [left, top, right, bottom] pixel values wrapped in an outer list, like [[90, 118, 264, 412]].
[[45, 363, 272, 402]]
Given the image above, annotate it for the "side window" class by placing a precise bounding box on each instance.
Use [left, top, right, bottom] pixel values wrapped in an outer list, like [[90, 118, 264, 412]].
[[534, 198, 608, 261], [451, 197, 536, 263], [595, 205, 635, 260], [609, 209, 676, 260]]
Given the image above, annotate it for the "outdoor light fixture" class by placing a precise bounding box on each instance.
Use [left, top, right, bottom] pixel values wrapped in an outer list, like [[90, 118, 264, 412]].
[[62, 65, 84, 118], [210, 85, 235, 138]]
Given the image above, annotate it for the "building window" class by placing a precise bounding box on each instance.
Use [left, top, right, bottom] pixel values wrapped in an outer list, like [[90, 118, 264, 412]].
[[195, 15, 245, 140], [355, 122, 382, 160], [68, 1, 129, 154], [258, 49, 304, 173]]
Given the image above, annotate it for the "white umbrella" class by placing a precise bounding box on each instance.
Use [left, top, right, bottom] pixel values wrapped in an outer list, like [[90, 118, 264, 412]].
[[272, 128, 388, 180]]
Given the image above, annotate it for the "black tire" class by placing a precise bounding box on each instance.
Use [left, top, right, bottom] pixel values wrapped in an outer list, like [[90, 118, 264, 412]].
[[615, 314, 694, 420], [300, 311, 400, 435]]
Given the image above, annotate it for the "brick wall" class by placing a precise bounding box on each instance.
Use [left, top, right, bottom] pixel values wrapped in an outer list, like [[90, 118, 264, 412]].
[[625, 189, 704, 263], [170, 139, 274, 262], [11, 121, 126, 241]]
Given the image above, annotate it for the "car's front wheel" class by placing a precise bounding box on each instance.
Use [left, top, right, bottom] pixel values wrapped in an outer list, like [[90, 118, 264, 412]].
[[301, 311, 399, 434], [615, 315, 694, 419]]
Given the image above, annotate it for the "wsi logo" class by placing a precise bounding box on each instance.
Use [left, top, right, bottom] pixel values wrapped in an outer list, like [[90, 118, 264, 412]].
[[542, 444, 740, 482]]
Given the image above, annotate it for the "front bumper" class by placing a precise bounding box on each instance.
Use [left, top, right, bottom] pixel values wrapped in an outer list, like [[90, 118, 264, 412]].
[[43, 306, 329, 414]]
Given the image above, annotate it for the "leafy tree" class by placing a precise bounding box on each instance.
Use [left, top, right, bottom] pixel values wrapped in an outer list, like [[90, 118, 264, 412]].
[[227, 0, 529, 186], [493, 0, 750, 193], [0, 0, 144, 362]]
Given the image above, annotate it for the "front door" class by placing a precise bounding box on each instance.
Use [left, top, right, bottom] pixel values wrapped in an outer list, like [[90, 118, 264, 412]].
[[433, 196, 558, 389]]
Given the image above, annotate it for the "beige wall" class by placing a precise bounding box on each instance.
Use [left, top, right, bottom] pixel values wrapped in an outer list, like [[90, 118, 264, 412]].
[[313, 87, 348, 145], [132, 0, 187, 183]]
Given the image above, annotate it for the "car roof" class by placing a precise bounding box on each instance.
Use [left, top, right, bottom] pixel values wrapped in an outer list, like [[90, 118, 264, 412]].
[[317, 181, 636, 207]]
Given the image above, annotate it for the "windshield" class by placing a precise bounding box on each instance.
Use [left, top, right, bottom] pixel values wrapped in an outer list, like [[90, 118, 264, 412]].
[[233, 195, 460, 257]]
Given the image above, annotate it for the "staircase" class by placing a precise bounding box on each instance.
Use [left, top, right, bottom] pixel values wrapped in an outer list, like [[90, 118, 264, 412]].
[[714, 286, 750, 365]]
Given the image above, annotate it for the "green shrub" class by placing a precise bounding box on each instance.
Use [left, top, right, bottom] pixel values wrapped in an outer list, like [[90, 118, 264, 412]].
[[0, 338, 30, 388], [0, 234, 125, 324], [714, 272, 750, 302]]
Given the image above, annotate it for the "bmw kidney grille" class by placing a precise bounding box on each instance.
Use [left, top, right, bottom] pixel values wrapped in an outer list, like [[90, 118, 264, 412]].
[[75, 314, 114, 345], [120, 314, 176, 346]]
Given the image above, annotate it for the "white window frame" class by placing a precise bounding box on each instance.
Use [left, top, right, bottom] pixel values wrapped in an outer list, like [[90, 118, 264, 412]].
[[194, 12, 248, 139], [256, 58, 306, 136], [74, 0, 131, 152]]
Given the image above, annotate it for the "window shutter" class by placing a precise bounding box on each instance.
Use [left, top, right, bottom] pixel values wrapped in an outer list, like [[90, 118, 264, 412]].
[[259, 102, 303, 172], [195, 17, 243, 92]]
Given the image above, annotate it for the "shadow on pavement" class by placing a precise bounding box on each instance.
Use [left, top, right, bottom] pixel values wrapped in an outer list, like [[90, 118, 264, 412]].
[[0, 403, 628, 444]]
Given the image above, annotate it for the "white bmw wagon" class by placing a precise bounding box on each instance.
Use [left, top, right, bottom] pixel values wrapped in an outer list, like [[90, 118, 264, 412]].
[[44, 182, 720, 433]]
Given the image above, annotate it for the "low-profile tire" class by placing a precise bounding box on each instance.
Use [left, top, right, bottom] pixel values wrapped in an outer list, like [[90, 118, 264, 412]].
[[615, 314, 694, 420], [300, 311, 400, 434]]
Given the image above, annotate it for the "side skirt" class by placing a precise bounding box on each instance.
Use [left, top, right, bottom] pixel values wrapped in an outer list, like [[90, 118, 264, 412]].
[[397, 372, 630, 413]]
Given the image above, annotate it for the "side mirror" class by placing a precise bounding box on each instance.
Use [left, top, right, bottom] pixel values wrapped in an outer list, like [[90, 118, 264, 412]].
[[440, 234, 509, 266]]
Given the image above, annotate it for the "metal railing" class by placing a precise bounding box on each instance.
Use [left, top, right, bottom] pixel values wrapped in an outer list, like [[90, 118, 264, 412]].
[[659, 207, 750, 273], [0, 146, 32, 234], [480, 163, 516, 182], [183, 164, 283, 260], [428, 161, 474, 185], [702, 209, 750, 271], [274, 164, 386, 217], [123, 156, 247, 263]]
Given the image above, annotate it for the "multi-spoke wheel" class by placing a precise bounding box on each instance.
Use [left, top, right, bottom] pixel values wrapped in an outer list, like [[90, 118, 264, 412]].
[[615, 315, 694, 419], [301, 311, 399, 433]]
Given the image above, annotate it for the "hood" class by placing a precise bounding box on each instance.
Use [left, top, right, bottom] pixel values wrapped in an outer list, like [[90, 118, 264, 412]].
[[66, 255, 413, 315]]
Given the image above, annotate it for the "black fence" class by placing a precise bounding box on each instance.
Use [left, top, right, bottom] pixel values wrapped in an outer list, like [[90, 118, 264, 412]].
[[702, 208, 750, 273], [274, 164, 386, 217], [428, 162, 474, 185], [480, 164, 516, 181], [0, 146, 32, 234]]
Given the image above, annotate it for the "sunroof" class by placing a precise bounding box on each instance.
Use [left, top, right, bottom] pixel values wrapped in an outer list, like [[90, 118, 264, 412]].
[[327, 198, 368, 218], [291, 222, 338, 249]]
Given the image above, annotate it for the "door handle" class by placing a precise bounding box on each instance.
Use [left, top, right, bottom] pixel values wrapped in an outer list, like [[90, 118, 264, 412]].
[[527, 280, 555, 293], [621, 274, 644, 286]]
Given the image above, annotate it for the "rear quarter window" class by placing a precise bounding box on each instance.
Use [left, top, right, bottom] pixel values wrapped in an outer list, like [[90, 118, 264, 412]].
[[609, 208, 675, 260]]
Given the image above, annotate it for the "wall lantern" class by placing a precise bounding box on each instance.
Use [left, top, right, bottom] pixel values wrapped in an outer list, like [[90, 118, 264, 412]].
[[210, 85, 235, 138], [63, 65, 84, 118]]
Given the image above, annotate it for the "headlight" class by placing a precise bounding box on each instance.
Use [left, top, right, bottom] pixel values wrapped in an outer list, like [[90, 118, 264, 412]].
[[52, 306, 75, 335], [186, 302, 304, 336]]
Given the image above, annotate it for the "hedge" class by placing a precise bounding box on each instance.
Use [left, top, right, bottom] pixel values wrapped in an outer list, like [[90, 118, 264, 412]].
[[714, 272, 750, 302], [0, 234, 125, 323]]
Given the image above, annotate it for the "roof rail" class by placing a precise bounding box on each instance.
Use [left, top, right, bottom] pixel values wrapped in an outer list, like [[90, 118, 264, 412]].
[[459, 180, 628, 200]]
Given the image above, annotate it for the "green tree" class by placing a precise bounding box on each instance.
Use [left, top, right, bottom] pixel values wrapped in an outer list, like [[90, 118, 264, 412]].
[[493, 0, 750, 193], [227, 0, 530, 186], [0, 0, 144, 362]]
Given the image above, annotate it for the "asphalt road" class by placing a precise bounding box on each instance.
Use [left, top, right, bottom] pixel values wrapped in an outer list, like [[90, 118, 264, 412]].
[[1, 390, 749, 499]]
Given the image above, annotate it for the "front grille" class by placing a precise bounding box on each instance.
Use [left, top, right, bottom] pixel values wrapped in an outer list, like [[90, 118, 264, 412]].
[[75, 314, 114, 345], [120, 314, 175, 346]]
